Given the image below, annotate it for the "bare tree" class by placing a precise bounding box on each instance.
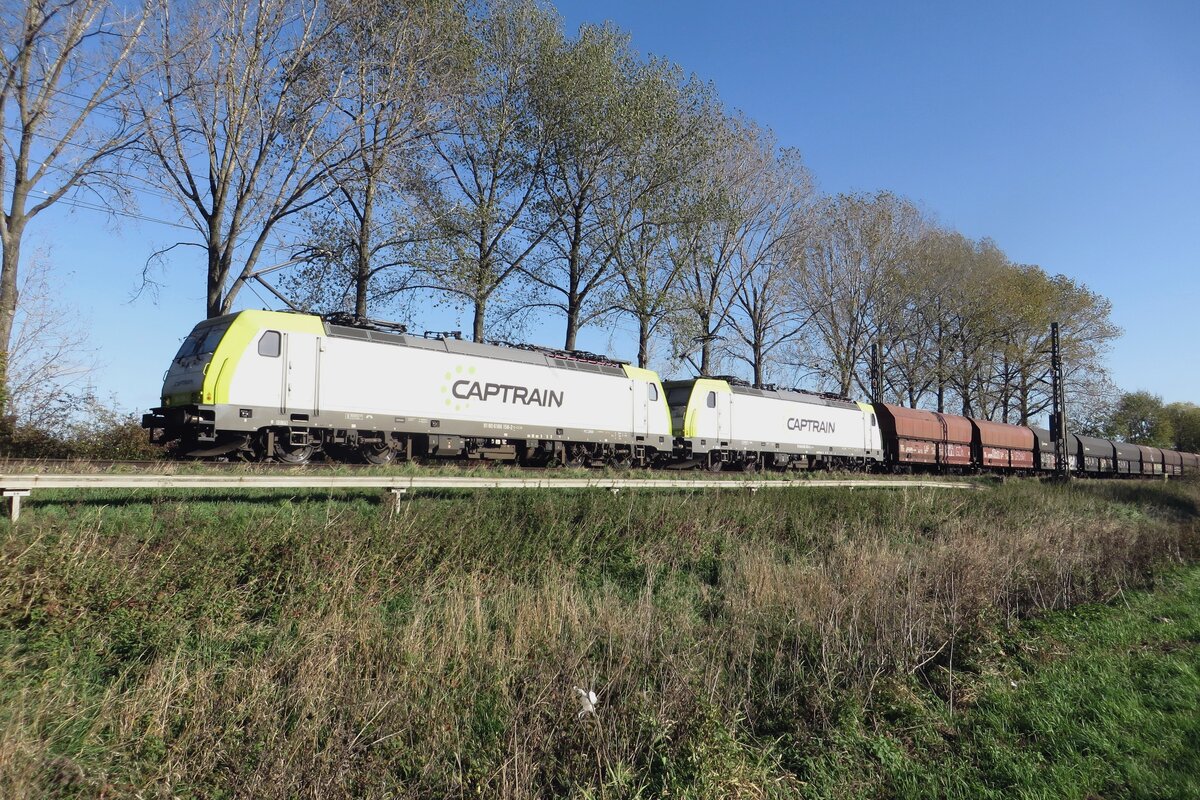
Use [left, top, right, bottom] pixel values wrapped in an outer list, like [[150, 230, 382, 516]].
[[676, 118, 806, 379], [724, 147, 815, 386], [137, 0, 360, 319], [0, 0, 147, 414], [5, 255, 95, 426], [796, 191, 924, 396]]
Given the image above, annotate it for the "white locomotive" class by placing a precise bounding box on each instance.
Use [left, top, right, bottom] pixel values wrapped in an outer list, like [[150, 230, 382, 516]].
[[663, 378, 883, 471], [143, 310, 672, 465]]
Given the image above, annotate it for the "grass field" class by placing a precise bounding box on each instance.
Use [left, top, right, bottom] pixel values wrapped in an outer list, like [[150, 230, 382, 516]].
[[1, 478, 1197, 798]]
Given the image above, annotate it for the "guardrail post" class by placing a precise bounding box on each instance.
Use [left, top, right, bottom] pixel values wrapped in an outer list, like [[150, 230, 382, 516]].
[[388, 488, 408, 513], [3, 489, 31, 522]]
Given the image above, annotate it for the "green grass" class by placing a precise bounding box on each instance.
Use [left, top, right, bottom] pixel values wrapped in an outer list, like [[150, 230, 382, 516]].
[[0, 479, 1197, 798], [790, 565, 1200, 799]]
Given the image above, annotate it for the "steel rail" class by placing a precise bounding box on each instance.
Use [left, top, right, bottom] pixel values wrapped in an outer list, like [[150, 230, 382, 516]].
[[0, 473, 984, 522]]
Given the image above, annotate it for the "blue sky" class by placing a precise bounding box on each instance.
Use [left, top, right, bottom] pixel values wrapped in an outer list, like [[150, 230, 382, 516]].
[[26, 0, 1200, 412]]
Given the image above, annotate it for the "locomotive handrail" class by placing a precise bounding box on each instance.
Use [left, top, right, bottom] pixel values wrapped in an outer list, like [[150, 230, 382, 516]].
[[0, 474, 984, 521]]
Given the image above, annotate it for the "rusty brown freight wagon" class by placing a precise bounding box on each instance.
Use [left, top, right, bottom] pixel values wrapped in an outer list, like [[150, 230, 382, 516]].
[[1161, 448, 1183, 476], [1137, 445, 1163, 476], [1182, 452, 1200, 474], [970, 418, 1035, 471], [874, 404, 972, 469], [1113, 441, 1141, 475]]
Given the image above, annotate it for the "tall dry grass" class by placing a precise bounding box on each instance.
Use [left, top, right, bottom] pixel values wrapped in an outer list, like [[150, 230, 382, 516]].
[[0, 479, 1197, 798]]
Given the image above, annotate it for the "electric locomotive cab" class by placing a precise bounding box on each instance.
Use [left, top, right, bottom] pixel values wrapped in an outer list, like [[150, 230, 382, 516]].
[[142, 315, 238, 449], [143, 309, 324, 456], [161, 316, 236, 407]]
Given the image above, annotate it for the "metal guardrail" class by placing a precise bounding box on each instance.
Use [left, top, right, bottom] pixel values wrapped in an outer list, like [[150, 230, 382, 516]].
[[0, 474, 984, 521]]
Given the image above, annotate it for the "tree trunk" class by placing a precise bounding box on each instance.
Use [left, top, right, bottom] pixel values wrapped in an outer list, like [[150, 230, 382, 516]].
[[206, 246, 225, 319], [563, 208, 584, 351], [936, 340, 945, 412], [564, 303, 579, 351], [472, 301, 486, 343], [355, 178, 376, 318], [637, 316, 650, 369], [0, 233, 23, 419]]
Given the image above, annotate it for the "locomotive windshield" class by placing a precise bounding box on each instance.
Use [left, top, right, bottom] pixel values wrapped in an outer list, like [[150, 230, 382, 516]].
[[173, 319, 232, 362]]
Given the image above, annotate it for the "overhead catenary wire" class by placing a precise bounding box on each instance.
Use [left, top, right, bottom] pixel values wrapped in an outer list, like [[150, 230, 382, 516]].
[[0, 122, 321, 244]]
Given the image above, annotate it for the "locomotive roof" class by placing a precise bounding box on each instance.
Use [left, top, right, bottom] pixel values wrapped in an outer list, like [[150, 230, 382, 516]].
[[322, 320, 629, 377], [728, 383, 861, 410]]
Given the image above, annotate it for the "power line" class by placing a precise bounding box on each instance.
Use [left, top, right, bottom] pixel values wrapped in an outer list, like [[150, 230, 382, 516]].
[[0, 126, 321, 244]]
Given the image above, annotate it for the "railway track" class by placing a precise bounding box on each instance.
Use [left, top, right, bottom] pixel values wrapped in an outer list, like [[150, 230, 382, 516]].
[[0, 457, 401, 471]]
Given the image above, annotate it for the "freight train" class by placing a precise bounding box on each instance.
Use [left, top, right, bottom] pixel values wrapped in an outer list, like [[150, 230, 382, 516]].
[[142, 310, 1200, 476]]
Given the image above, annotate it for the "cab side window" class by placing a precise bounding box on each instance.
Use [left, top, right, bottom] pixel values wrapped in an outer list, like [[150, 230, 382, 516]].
[[648, 383, 659, 402], [706, 391, 716, 408], [258, 330, 281, 357]]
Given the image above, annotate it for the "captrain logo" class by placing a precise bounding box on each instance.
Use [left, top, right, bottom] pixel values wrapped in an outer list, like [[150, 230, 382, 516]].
[[787, 417, 836, 434], [440, 364, 564, 410], [452, 380, 563, 408]]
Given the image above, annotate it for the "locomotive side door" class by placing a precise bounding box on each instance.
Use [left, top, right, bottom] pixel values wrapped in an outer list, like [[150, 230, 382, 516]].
[[702, 388, 731, 443], [632, 381, 652, 438], [283, 332, 320, 416], [238, 328, 286, 412], [717, 391, 731, 442]]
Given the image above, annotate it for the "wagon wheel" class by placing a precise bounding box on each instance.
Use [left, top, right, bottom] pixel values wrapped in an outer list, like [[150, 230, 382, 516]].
[[359, 441, 397, 465]]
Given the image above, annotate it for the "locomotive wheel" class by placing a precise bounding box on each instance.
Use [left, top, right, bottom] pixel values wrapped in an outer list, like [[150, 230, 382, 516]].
[[261, 429, 314, 465], [272, 438, 314, 465], [360, 441, 397, 465], [706, 455, 723, 473], [741, 457, 758, 473]]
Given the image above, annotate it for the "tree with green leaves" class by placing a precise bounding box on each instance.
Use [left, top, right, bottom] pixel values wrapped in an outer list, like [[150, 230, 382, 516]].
[[1163, 402, 1200, 452], [1106, 390, 1174, 447], [290, 0, 467, 320], [526, 23, 675, 351], [419, 0, 560, 342], [599, 63, 714, 368]]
